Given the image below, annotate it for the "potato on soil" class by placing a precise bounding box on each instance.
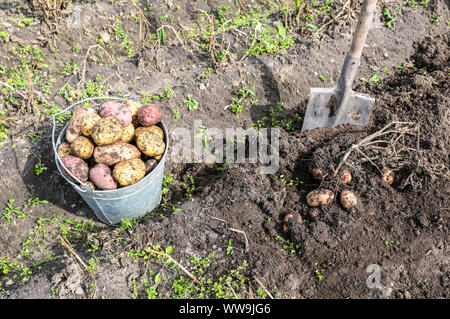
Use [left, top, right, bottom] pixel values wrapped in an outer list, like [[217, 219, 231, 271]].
[[57, 142, 72, 158], [81, 112, 101, 137], [282, 213, 303, 233], [70, 136, 94, 160], [339, 169, 352, 184], [122, 100, 141, 124], [381, 169, 394, 185], [93, 141, 141, 166], [136, 131, 165, 157], [91, 116, 123, 146], [113, 158, 146, 187], [306, 189, 334, 207], [98, 101, 132, 126], [137, 104, 163, 126], [134, 125, 164, 140], [144, 159, 158, 173], [308, 165, 325, 180], [340, 190, 358, 214], [89, 164, 118, 190], [120, 123, 135, 143], [61, 155, 89, 182], [66, 107, 98, 143], [309, 207, 321, 219]]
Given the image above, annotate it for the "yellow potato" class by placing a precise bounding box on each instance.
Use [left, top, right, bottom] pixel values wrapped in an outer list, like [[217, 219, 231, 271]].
[[136, 131, 165, 157], [135, 125, 164, 140], [340, 190, 358, 214], [120, 123, 135, 143], [306, 189, 334, 207], [113, 158, 146, 187], [81, 113, 101, 137], [57, 142, 72, 158], [91, 116, 123, 146], [123, 100, 141, 126], [70, 136, 95, 159]]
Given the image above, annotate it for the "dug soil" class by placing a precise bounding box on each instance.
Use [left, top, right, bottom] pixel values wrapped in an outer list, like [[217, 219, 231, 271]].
[[0, 0, 448, 299]]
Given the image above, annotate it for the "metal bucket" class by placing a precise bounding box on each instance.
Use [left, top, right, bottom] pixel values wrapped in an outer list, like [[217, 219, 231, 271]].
[[51, 97, 169, 226]]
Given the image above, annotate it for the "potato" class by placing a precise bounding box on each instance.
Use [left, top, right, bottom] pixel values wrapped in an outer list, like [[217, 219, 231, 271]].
[[91, 116, 123, 146], [70, 136, 94, 159], [89, 164, 118, 190], [137, 104, 163, 126], [136, 131, 165, 157], [306, 189, 334, 207], [340, 190, 358, 214], [308, 165, 325, 180], [309, 207, 321, 219], [381, 169, 394, 185], [98, 101, 132, 126], [282, 213, 302, 233], [339, 169, 352, 184], [144, 159, 158, 174], [61, 155, 89, 182], [113, 158, 146, 187], [84, 181, 96, 190], [81, 113, 101, 137], [57, 142, 72, 158], [120, 123, 135, 143], [93, 141, 141, 166], [154, 154, 162, 161], [66, 107, 98, 142], [135, 125, 164, 140], [122, 100, 141, 125]]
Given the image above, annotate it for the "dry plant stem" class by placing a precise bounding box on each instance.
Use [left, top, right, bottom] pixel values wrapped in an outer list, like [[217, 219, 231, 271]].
[[147, 249, 202, 286], [209, 15, 216, 67], [226, 281, 239, 298], [237, 0, 247, 12], [157, 25, 185, 48], [58, 234, 97, 298], [253, 276, 274, 299], [333, 121, 416, 177], [78, 44, 99, 88], [315, 0, 350, 34], [227, 227, 250, 252]]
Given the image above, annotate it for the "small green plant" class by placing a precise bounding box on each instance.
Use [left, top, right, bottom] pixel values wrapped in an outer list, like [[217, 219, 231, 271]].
[[382, 7, 396, 28], [230, 87, 256, 117], [313, 262, 325, 281], [34, 162, 47, 176], [194, 125, 209, 148], [183, 176, 196, 201], [226, 240, 233, 255], [274, 235, 299, 254], [318, 74, 327, 82], [182, 94, 199, 111]]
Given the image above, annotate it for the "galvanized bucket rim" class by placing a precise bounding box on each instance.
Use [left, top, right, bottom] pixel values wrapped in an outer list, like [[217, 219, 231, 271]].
[[52, 96, 169, 195]]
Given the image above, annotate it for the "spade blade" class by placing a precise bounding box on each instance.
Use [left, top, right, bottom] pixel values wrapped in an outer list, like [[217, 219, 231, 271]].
[[301, 87, 375, 132]]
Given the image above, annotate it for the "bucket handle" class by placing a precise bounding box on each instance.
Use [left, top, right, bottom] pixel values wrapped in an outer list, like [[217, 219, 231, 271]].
[[51, 97, 125, 193]]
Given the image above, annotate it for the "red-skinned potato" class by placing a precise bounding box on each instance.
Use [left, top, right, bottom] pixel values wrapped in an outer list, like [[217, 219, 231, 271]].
[[93, 141, 141, 166], [98, 101, 132, 126], [144, 159, 158, 173], [66, 107, 98, 143], [137, 104, 163, 126], [61, 155, 89, 182], [89, 164, 118, 190]]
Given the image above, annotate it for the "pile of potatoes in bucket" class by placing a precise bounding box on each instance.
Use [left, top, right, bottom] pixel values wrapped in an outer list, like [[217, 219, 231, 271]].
[[57, 100, 165, 190]]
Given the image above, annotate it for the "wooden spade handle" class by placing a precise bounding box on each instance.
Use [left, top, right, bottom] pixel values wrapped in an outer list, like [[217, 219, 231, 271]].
[[349, 0, 378, 59]]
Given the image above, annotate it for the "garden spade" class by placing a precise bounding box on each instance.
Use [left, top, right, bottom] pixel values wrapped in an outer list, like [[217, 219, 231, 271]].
[[302, 0, 378, 132]]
